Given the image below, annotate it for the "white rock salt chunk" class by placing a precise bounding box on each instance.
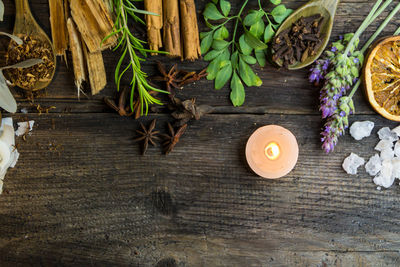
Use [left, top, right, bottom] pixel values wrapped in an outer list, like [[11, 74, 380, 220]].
[[392, 157, 400, 179], [342, 153, 365, 175], [380, 147, 395, 161], [392, 125, 400, 137], [378, 127, 399, 142], [15, 120, 34, 137], [375, 139, 394, 152], [365, 154, 382, 176], [350, 121, 374, 140], [394, 141, 400, 157], [374, 160, 395, 188]]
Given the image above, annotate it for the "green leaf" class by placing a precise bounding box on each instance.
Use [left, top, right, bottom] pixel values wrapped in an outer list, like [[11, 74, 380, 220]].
[[255, 49, 267, 67], [203, 3, 225, 20], [212, 39, 230, 50], [272, 8, 293, 24], [243, 10, 263, 26], [215, 62, 233, 90], [220, 0, 231, 17], [213, 26, 229, 40], [201, 33, 214, 54], [240, 54, 257, 65], [231, 51, 239, 69], [264, 23, 275, 43], [230, 71, 245, 106], [238, 57, 262, 87], [0, 0, 4, 21], [271, 4, 286, 17], [200, 31, 211, 39], [244, 30, 268, 50], [0, 71, 16, 113], [239, 35, 253, 55], [204, 49, 222, 61], [250, 20, 265, 39], [206, 49, 230, 80], [270, 0, 281, 5], [206, 57, 222, 80]]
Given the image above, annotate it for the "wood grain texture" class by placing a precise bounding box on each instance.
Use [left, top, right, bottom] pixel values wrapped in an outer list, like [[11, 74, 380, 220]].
[[0, 0, 400, 266]]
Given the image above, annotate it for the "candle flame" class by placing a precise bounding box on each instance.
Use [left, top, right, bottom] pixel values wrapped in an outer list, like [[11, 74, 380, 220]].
[[265, 142, 280, 160]]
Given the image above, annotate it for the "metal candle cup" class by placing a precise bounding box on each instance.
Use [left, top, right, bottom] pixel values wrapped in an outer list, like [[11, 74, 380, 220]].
[[246, 125, 299, 179]]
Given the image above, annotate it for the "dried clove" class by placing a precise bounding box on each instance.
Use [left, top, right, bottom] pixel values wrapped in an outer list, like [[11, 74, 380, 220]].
[[272, 14, 325, 68]]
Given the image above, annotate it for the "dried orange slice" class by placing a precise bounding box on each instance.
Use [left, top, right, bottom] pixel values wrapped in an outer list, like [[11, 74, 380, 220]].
[[364, 36, 400, 121]]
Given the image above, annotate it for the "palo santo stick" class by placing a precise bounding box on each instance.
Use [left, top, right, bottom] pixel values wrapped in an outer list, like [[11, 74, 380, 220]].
[[82, 42, 106, 95], [69, 0, 116, 53], [49, 0, 68, 58], [163, 0, 182, 58], [67, 18, 86, 98], [144, 0, 163, 55], [180, 0, 201, 61]]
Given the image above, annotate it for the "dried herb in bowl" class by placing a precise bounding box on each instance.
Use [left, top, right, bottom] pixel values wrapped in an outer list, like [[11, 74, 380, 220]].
[[5, 35, 55, 90]]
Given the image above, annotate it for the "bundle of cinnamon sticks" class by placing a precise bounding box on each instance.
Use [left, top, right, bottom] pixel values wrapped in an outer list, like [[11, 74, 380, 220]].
[[144, 0, 201, 60], [48, 0, 115, 95]]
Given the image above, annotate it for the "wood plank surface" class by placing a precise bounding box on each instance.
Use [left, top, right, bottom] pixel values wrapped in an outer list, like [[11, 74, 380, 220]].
[[0, 0, 400, 266]]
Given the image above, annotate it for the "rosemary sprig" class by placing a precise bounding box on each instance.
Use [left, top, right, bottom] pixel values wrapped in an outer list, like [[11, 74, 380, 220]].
[[104, 0, 168, 115]]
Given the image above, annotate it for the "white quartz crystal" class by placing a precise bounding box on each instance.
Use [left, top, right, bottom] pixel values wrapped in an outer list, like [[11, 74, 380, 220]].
[[380, 147, 395, 161], [392, 125, 400, 137], [394, 141, 400, 158], [342, 153, 365, 175], [373, 160, 395, 188], [391, 157, 400, 179], [350, 121, 374, 140], [365, 154, 382, 176], [377, 127, 399, 142], [375, 139, 394, 152]]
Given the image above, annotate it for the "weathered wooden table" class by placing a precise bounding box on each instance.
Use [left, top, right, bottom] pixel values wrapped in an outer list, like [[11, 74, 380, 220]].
[[1, 0, 400, 266]]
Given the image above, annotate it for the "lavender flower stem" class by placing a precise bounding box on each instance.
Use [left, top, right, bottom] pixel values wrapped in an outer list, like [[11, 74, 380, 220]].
[[361, 2, 400, 54], [344, 0, 386, 56]]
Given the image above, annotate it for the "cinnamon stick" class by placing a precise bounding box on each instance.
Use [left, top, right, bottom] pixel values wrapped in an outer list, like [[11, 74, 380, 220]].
[[144, 0, 163, 55], [49, 0, 68, 58], [180, 0, 201, 60], [162, 0, 182, 58], [67, 18, 86, 97]]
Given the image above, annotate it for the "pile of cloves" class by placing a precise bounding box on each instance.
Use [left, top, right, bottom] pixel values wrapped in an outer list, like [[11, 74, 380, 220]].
[[272, 14, 324, 67]]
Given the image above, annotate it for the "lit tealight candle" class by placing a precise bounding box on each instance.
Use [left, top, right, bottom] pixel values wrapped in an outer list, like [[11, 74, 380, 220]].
[[246, 125, 299, 179]]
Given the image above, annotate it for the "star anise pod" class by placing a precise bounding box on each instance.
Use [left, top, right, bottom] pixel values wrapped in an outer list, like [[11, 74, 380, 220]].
[[134, 119, 159, 155], [161, 123, 187, 155], [152, 61, 181, 99]]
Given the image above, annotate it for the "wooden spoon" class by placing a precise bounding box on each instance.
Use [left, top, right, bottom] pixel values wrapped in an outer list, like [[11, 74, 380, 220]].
[[12, 0, 56, 90], [273, 0, 339, 70]]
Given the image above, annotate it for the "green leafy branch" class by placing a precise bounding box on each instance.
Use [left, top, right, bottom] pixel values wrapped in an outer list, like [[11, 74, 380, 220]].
[[201, 0, 292, 106], [105, 0, 168, 115]]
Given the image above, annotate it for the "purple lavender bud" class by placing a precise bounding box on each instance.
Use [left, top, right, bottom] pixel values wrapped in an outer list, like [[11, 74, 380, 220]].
[[331, 47, 338, 53], [322, 60, 330, 71], [353, 77, 358, 83], [340, 111, 346, 117], [353, 58, 359, 64], [339, 35, 343, 40]]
